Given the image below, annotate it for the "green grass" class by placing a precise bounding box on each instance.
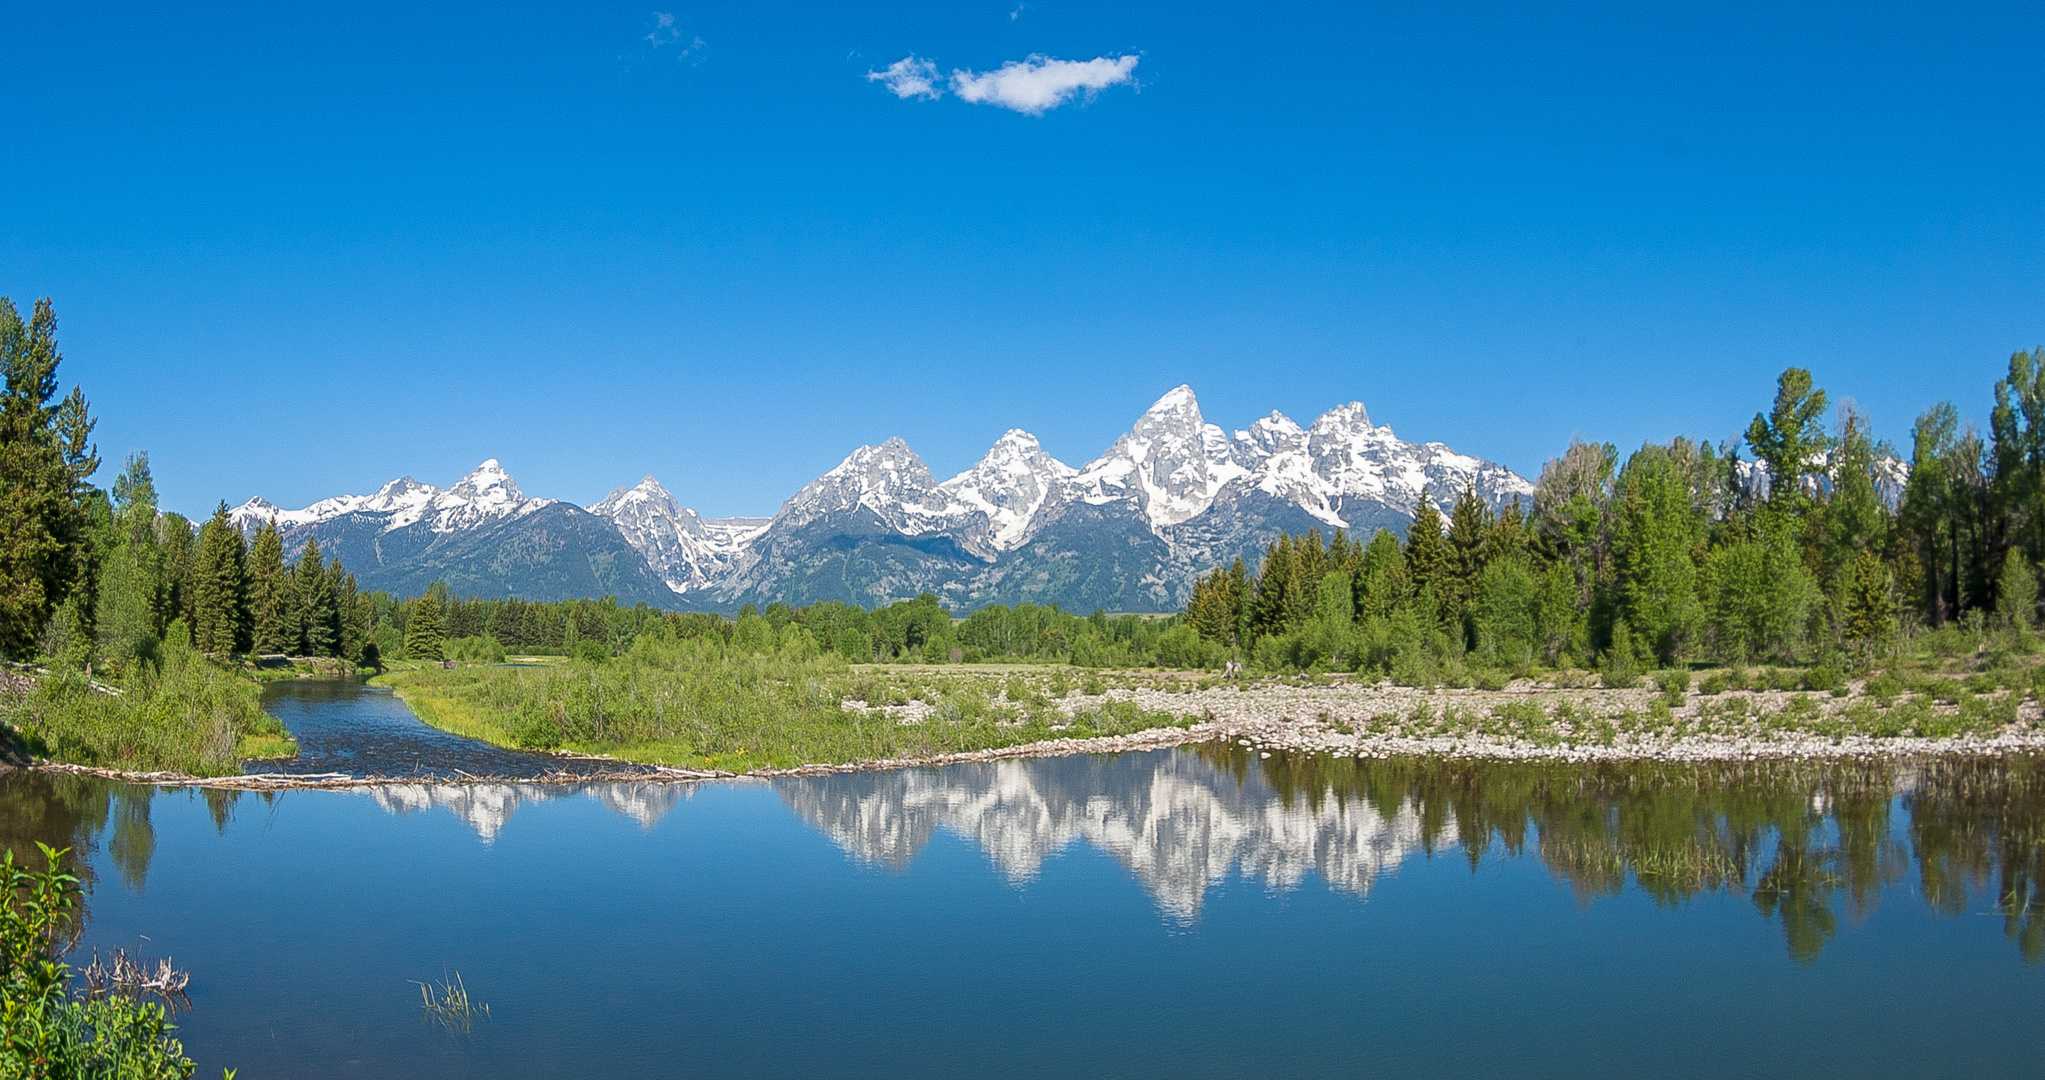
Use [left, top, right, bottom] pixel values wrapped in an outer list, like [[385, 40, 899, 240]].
[[373, 636, 1194, 771], [5, 638, 291, 776], [235, 732, 299, 760]]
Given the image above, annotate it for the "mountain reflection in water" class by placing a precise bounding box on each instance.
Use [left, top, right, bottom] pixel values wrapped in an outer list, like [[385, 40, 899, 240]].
[[5, 747, 2043, 959], [775, 746, 1446, 920]]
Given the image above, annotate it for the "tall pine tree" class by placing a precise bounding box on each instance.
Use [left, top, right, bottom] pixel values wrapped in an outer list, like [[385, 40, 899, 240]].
[[405, 591, 445, 661], [1402, 489, 1448, 614], [0, 298, 99, 658], [247, 520, 289, 654], [294, 536, 337, 656], [190, 503, 250, 654]]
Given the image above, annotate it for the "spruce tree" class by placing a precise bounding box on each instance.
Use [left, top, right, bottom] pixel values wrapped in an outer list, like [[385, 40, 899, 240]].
[[0, 298, 97, 658], [155, 512, 196, 634], [331, 559, 363, 662], [1249, 534, 1295, 640], [1403, 490, 1448, 611], [294, 537, 336, 656], [1445, 484, 1489, 624], [1996, 550, 2039, 632], [406, 591, 445, 661], [247, 520, 288, 654], [94, 453, 161, 671], [1186, 565, 1240, 644], [1356, 528, 1407, 620], [190, 503, 250, 654]]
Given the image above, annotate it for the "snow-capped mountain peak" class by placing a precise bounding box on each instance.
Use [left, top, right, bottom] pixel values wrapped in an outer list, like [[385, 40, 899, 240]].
[[1071, 386, 1248, 529], [448, 459, 523, 506], [584, 476, 769, 594], [779, 438, 955, 535], [938, 429, 1078, 551], [229, 459, 550, 537]]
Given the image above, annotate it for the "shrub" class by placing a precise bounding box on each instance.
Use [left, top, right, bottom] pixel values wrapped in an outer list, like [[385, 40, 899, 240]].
[[1653, 669, 1692, 703], [6, 630, 286, 775], [1, 845, 204, 1079], [1864, 670, 1904, 705], [445, 635, 507, 664], [1698, 671, 1729, 696]]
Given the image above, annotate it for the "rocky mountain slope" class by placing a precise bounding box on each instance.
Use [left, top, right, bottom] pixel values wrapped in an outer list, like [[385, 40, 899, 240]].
[[231, 388, 1534, 612]]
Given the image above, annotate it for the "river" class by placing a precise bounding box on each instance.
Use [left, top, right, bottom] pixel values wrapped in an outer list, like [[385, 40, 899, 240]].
[[2, 678, 2042, 1077]]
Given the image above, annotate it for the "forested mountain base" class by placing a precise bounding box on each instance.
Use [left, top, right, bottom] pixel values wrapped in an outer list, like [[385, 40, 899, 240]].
[[1185, 361, 2045, 689], [0, 298, 294, 775]]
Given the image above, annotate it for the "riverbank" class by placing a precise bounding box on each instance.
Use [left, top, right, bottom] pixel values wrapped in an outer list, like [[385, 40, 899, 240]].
[[383, 658, 2045, 776]]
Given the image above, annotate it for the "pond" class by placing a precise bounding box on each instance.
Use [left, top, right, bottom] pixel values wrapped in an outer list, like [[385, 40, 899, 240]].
[[3, 680, 2043, 1078]]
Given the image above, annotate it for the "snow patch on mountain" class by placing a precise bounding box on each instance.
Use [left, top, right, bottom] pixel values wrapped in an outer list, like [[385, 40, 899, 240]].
[[229, 460, 554, 536], [585, 477, 767, 594], [937, 430, 1078, 551]]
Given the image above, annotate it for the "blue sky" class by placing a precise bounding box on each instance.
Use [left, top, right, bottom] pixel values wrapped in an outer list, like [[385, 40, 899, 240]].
[[3, 1, 2040, 518]]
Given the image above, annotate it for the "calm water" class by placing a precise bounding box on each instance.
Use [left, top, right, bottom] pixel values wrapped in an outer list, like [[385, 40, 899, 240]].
[[4, 681, 2044, 1078]]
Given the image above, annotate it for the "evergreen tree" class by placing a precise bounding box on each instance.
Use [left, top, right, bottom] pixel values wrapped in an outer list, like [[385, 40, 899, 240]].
[[155, 513, 196, 634], [1445, 484, 1489, 626], [405, 591, 445, 661], [0, 298, 98, 658], [331, 558, 363, 663], [1355, 529, 1407, 620], [1187, 561, 1245, 645], [1249, 534, 1297, 640], [1820, 405, 1891, 591], [190, 503, 249, 654], [1403, 490, 1448, 611], [294, 536, 337, 656], [1901, 403, 1962, 626], [246, 520, 289, 654], [1483, 498, 1528, 567]]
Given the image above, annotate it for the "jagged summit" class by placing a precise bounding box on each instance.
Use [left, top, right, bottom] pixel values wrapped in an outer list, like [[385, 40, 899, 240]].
[[239, 388, 1534, 612], [231, 459, 550, 536]]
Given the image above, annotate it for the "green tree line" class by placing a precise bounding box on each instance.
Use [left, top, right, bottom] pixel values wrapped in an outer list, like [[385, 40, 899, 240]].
[[1186, 359, 2045, 682], [368, 589, 1212, 670]]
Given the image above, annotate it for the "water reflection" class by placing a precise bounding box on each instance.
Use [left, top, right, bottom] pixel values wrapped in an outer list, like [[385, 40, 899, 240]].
[[366, 781, 695, 841], [776, 749, 1443, 921], [5, 749, 2044, 960]]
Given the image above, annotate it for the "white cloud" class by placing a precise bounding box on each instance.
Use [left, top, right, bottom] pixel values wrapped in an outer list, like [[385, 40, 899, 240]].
[[646, 13, 705, 64], [948, 54, 1139, 115], [866, 56, 942, 100], [647, 12, 679, 48]]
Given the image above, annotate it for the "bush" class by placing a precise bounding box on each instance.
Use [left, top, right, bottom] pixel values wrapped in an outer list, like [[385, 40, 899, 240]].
[[572, 640, 611, 665], [1698, 671, 1729, 696], [6, 629, 287, 775], [511, 703, 563, 750], [1653, 669, 1691, 703], [1, 845, 203, 1079], [445, 635, 507, 664], [1801, 667, 1845, 695], [1864, 670, 1904, 705]]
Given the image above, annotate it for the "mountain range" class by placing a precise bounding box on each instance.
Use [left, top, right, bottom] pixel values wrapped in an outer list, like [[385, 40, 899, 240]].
[[230, 386, 1534, 612]]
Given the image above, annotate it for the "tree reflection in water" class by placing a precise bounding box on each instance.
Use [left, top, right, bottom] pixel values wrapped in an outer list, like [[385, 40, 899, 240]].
[[4, 749, 2044, 961], [1236, 747, 2045, 961]]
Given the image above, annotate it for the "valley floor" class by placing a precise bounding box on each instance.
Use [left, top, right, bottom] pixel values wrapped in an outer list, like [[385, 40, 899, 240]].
[[388, 662, 2045, 775]]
